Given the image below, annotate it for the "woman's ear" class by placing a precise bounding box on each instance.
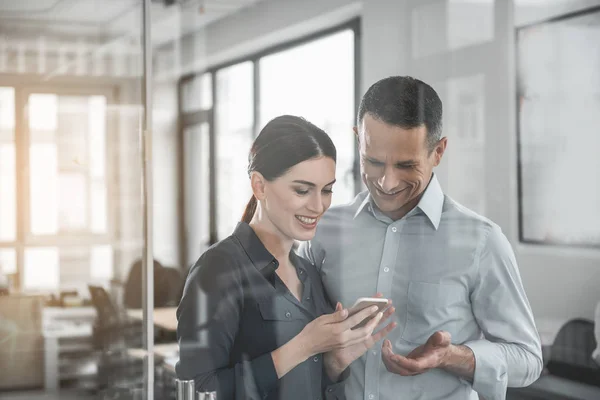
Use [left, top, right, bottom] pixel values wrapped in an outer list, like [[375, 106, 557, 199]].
[[250, 172, 267, 200]]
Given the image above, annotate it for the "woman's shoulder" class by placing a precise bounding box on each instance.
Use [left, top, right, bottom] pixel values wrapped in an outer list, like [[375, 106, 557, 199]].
[[188, 235, 245, 292]]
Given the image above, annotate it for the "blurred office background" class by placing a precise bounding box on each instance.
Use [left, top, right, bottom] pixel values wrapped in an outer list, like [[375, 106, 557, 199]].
[[0, 0, 599, 399]]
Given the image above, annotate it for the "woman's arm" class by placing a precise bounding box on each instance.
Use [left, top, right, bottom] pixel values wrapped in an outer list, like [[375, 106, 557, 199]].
[[177, 251, 278, 400]]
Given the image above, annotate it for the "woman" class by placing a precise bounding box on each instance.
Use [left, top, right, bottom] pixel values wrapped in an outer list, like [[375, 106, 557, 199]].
[[176, 115, 393, 400]]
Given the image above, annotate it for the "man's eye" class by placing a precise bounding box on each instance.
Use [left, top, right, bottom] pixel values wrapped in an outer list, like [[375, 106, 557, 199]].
[[322, 188, 333, 195]]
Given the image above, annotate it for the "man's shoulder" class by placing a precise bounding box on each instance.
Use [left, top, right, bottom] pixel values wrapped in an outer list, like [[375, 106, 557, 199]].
[[442, 195, 498, 230]]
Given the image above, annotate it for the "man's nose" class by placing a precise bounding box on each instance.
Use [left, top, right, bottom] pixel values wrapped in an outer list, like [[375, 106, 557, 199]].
[[377, 167, 400, 193]]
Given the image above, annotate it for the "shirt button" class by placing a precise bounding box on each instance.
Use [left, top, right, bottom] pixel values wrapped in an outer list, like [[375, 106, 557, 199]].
[[299, 270, 303, 274], [372, 350, 377, 356], [313, 356, 319, 362], [391, 227, 397, 233], [369, 394, 375, 400], [383, 267, 390, 272], [306, 297, 310, 301], [285, 311, 291, 318], [327, 388, 333, 393]]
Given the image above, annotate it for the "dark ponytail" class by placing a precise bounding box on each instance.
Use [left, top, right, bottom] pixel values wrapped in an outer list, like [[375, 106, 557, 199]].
[[240, 115, 336, 224], [241, 195, 257, 224]]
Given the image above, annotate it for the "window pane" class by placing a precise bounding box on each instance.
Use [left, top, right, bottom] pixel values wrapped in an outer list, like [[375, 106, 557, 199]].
[[0, 248, 16, 275], [58, 172, 87, 230], [30, 143, 58, 234], [216, 62, 253, 239], [24, 247, 59, 290], [0, 88, 15, 241], [0, 145, 16, 241], [259, 30, 355, 205], [88, 96, 107, 178], [29, 94, 57, 131], [91, 181, 108, 233], [90, 245, 114, 281], [518, 11, 600, 245], [182, 72, 213, 112], [184, 123, 210, 265], [28, 93, 109, 235], [0, 87, 15, 130]]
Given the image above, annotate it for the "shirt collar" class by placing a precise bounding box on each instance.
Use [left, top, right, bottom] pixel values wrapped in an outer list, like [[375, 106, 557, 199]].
[[232, 222, 279, 277], [353, 174, 444, 230]]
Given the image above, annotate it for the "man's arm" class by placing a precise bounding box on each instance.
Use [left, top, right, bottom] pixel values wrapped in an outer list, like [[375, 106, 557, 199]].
[[381, 225, 542, 400], [462, 224, 543, 399]]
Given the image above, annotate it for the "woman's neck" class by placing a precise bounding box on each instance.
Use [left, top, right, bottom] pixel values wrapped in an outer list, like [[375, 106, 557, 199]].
[[249, 209, 293, 263]]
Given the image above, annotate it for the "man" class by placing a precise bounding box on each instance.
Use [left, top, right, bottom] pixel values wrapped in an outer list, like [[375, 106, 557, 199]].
[[299, 76, 542, 400]]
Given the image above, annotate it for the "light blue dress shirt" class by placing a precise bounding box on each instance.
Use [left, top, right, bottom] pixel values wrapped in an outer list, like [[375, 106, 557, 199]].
[[298, 174, 543, 400]]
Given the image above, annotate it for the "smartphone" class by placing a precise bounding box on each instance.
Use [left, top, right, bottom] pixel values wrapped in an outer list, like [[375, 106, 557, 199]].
[[347, 297, 389, 329]]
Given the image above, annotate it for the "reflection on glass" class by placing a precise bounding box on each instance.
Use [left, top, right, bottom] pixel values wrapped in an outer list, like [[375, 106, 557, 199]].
[[216, 62, 254, 239], [24, 247, 59, 290], [259, 30, 355, 205], [184, 123, 211, 265]]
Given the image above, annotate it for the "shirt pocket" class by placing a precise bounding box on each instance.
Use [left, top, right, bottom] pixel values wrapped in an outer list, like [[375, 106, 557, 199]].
[[257, 298, 304, 322], [401, 281, 466, 345]]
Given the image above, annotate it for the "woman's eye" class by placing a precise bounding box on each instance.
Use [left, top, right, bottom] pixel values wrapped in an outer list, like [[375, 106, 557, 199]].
[[295, 189, 309, 195]]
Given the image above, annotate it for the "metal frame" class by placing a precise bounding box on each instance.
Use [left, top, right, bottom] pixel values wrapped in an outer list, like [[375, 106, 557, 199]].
[[515, 5, 600, 249], [141, 0, 155, 398], [177, 18, 361, 255]]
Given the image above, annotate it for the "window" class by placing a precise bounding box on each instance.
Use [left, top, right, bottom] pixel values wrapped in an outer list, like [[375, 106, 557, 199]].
[[0, 88, 115, 291], [517, 10, 600, 247], [28, 94, 109, 236], [215, 62, 254, 239]]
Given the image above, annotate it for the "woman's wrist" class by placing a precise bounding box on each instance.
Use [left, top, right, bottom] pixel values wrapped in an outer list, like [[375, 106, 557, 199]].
[[271, 335, 312, 378], [324, 352, 347, 382]]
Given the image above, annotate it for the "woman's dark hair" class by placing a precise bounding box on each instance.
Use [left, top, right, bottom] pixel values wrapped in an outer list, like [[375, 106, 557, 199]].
[[241, 115, 336, 224]]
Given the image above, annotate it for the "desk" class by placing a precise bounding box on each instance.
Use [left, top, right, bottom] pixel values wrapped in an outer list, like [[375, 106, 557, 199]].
[[127, 307, 178, 331], [42, 307, 96, 391]]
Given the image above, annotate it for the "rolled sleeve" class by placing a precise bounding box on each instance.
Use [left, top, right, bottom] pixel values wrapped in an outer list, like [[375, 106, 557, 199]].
[[466, 225, 543, 400]]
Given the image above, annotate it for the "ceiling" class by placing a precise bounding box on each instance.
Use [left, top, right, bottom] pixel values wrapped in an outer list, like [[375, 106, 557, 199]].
[[0, 0, 265, 45]]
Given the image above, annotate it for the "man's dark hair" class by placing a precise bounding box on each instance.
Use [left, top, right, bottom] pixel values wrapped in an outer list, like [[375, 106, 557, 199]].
[[357, 76, 443, 151]]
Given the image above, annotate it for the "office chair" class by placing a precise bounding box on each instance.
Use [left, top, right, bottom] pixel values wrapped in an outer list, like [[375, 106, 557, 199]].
[[88, 285, 144, 394], [546, 318, 600, 387]]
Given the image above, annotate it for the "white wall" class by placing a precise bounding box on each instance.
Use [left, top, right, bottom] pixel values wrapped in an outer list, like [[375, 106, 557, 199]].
[[173, 0, 600, 320]]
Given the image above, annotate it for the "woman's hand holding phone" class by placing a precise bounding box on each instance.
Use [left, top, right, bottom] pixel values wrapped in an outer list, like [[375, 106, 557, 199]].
[[324, 294, 397, 381]]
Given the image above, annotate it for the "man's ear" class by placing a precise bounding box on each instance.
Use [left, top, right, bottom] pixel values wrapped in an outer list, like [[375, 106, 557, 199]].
[[353, 126, 359, 141], [432, 137, 448, 167], [250, 172, 267, 200]]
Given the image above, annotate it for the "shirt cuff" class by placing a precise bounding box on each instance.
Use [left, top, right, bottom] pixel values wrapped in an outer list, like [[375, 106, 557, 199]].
[[250, 352, 279, 399], [323, 365, 349, 400], [464, 339, 508, 400]]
